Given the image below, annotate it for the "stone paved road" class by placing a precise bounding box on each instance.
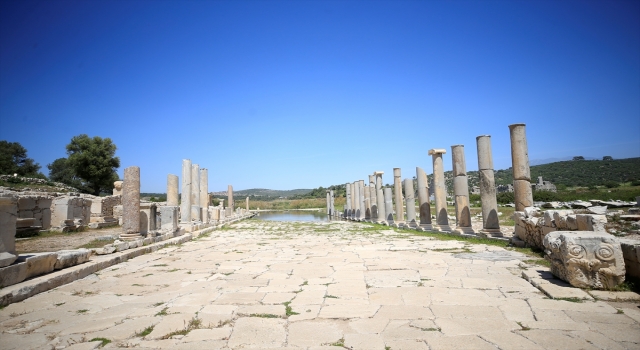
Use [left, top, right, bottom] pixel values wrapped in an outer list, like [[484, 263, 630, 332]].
[[1, 220, 639, 349]]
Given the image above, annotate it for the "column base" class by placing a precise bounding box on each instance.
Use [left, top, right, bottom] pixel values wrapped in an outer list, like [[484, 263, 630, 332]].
[[119, 233, 142, 241], [404, 221, 418, 229], [455, 226, 476, 235], [433, 224, 453, 232], [417, 224, 434, 232], [478, 228, 504, 238]]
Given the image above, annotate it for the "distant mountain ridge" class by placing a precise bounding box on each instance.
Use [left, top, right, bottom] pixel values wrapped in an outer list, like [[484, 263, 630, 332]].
[[211, 188, 312, 198]]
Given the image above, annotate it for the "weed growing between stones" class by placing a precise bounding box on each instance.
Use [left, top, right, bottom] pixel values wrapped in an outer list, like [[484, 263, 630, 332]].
[[284, 301, 299, 317], [136, 325, 154, 337], [161, 316, 202, 339], [90, 338, 111, 347], [249, 313, 280, 318], [554, 297, 584, 303], [155, 307, 169, 316], [516, 322, 531, 331], [76, 309, 88, 314]]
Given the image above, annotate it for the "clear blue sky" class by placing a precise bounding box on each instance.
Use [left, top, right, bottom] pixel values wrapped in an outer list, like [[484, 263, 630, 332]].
[[1, 0, 639, 192]]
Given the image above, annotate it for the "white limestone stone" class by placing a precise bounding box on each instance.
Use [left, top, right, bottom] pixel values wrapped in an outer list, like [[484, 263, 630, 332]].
[[54, 249, 91, 270]]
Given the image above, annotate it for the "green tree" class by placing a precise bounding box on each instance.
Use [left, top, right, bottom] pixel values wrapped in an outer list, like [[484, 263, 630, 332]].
[[0, 140, 41, 176], [572, 156, 585, 161], [602, 156, 613, 161], [47, 157, 86, 190], [66, 135, 120, 195]]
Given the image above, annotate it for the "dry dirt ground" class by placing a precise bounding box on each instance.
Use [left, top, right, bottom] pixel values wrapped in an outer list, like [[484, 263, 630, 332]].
[[1, 219, 639, 350], [15, 227, 120, 254]]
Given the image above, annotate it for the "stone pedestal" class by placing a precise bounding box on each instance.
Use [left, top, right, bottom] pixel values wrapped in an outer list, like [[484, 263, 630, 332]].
[[180, 159, 192, 223], [0, 196, 18, 267], [404, 178, 417, 228], [160, 206, 178, 232], [476, 135, 502, 237], [140, 203, 157, 234], [167, 174, 179, 206], [509, 124, 534, 211], [375, 172, 386, 224], [393, 168, 405, 225], [429, 149, 451, 232], [120, 166, 141, 241], [416, 167, 432, 231], [369, 175, 377, 221], [384, 187, 394, 225], [451, 145, 474, 235]]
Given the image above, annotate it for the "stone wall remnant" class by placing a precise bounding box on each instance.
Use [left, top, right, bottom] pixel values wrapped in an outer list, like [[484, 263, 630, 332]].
[[50, 196, 91, 231], [544, 231, 625, 289], [0, 195, 18, 267]]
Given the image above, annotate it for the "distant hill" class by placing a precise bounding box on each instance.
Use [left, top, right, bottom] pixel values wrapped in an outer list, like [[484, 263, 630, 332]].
[[211, 188, 312, 198]]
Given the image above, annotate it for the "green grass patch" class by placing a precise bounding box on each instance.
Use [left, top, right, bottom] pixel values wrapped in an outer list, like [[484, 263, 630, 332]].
[[554, 297, 584, 303], [523, 258, 551, 268], [250, 313, 280, 318], [325, 295, 338, 299], [77, 239, 115, 249], [151, 264, 168, 267], [284, 301, 299, 317], [89, 337, 111, 347], [136, 325, 154, 337], [155, 307, 169, 316]]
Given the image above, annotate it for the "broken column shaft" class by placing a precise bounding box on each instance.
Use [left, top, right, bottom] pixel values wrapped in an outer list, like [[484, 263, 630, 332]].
[[429, 149, 451, 231], [451, 145, 473, 234], [416, 167, 432, 231], [476, 135, 502, 237], [509, 124, 534, 211]]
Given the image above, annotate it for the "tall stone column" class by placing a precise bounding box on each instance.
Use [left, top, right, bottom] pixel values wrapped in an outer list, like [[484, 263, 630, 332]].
[[451, 145, 473, 234], [200, 168, 208, 223], [509, 124, 534, 211], [383, 187, 394, 224], [359, 180, 366, 221], [330, 190, 335, 217], [374, 172, 386, 223], [326, 190, 331, 215], [246, 197, 249, 212], [120, 166, 141, 241], [345, 183, 351, 218], [350, 183, 356, 219], [404, 178, 417, 227], [180, 159, 192, 223], [392, 168, 405, 226], [354, 182, 361, 220], [476, 135, 502, 237], [191, 164, 201, 221], [364, 185, 371, 220], [369, 175, 377, 221], [429, 149, 451, 232], [167, 174, 179, 206], [416, 167, 432, 231], [228, 185, 234, 216]]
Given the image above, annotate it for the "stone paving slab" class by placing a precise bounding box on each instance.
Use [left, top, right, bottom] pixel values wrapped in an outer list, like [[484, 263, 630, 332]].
[[0, 219, 638, 349]]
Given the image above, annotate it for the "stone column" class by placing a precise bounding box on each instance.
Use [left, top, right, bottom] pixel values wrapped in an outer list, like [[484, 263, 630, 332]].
[[429, 149, 451, 232], [359, 180, 366, 221], [246, 196, 249, 212], [416, 167, 432, 231], [180, 159, 192, 223], [374, 172, 386, 223], [393, 168, 405, 226], [200, 168, 208, 223], [345, 183, 351, 218], [167, 174, 179, 206], [364, 185, 371, 220], [228, 185, 234, 216], [369, 175, 377, 221], [404, 178, 417, 227], [353, 182, 361, 220], [451, 145, 474, 234], [383, 187, 394, 224], [191, 164, 201, 221], [120, 166, 141, 241], [509, 124, 534, 211], [476, 135, 502, 237], [326, 190, 331, 215], [330, 190, 335, 217]]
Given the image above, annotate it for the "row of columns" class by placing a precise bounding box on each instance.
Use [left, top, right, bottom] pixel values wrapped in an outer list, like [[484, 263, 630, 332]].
[[341, 124, 533, 238]]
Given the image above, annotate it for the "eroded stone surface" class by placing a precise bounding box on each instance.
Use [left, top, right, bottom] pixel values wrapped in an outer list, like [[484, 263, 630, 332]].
[[0, 220, 637, 350]]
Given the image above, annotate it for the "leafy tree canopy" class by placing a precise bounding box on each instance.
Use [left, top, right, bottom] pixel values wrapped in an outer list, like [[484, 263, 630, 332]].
[[66, 134, 120, 195], [0, 140, 41, 176], [47, 157, 87, 191], [573, 156, 585, 161]]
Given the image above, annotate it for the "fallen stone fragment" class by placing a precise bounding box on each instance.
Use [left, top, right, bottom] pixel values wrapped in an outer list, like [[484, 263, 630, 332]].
[[544, 231, 625, 289], [54, 249, 91, 270]]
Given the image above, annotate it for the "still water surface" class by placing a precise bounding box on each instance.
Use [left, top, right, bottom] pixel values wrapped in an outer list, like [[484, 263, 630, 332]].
[[252, 211, 330, 222]]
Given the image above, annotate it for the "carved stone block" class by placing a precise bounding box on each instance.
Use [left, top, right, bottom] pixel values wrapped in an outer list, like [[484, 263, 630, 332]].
[[544, 231, 625, 289]]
